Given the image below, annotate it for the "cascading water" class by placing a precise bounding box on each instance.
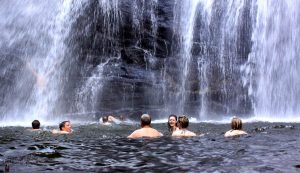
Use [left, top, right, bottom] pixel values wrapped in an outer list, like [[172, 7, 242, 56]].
[[72, 0, 160, 117], [194, 0, 252, 119], [75, 0, 121, 114], [1, 0, 299, 125], [0, 0, 87, 125], [163, 0, 252, 119], [245, 0, 300, 121], [171, 0, 201, 115]]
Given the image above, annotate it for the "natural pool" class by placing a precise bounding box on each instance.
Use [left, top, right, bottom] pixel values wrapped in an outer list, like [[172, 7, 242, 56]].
[[0, 122, 299, 172]]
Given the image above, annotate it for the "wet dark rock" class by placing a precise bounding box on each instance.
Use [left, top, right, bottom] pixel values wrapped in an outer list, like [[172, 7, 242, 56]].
[[273, 125, 285, 129], [294, 165, 300, 168], [4, 163, 9, 172], [254, 166, 275, 172], [272, 125, 295, 129], [0, 1, 254, 119], [253, 127, 268, 132], [27, 146, 38, 150], [33, 151, 62, 158]]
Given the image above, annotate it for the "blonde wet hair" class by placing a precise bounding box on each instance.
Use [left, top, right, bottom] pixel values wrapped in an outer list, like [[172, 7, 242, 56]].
[[231, 117, 243, 130]]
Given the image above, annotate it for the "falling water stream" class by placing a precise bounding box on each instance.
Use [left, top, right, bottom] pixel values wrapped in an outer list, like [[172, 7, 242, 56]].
[[0, 0, 300, 124]]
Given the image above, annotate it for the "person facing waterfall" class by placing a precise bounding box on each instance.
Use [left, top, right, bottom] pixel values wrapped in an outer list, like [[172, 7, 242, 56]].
[[30, 120, 42, 131], [172, 115, 196, 137], [26, 60, 60, 90], [101, 115, 123, 125], [224, 117, 247, 137], [128, 114, 163, 139]]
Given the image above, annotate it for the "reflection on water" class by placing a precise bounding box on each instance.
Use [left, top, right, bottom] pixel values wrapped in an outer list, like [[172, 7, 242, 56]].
[[0, 123, 299, 172]]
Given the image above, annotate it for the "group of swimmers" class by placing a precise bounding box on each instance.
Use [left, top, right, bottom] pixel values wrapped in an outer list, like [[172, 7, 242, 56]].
[[30, 114, 247, 138], [30, 120, 72, 134], [128, 114, 247, 138]]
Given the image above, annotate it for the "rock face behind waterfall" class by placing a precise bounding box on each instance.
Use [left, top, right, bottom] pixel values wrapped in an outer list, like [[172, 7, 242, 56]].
[[0, 0, 254, 121], [57, 0, 253, 119]]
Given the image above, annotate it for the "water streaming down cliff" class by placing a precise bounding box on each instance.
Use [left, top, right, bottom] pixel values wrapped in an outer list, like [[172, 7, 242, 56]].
[[0, 0, 84, 124], [74, 0, 121, 114], [163, 0, 253, 118], [244, 0, 300, 121], [68, 0, 162, 118], [0, 0, 299, 124], [167, 0, 201, 116]]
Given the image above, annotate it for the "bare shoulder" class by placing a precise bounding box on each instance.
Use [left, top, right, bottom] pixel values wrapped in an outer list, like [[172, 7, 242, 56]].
[[237, 130, 247, 135], [127, 129, 142, 138], [52, 129, 70, 134], [188, 131, 197, 136], [172, 130, 181, 136], [224, 130, 247, 137], [172, 130, 196, 137], [151, 128, 163, 135], [224, 130, 232, 137], [156, 130, 163, 137]]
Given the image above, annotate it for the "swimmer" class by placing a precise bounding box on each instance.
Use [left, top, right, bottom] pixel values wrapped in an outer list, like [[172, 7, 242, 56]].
[[128, 114, 163, 139], [167, 114, 179, 133], [101, 115, 124, 125], [26, 59, 61, 90], [52, 121, 72, 134], [30, 120, 42, 131], [172, 115, 196, 137], [224, 117, 247, 137], [101, 116, 112, 125]]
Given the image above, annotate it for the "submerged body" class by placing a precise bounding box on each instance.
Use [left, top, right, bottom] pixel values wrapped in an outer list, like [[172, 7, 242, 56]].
[[172, 129, 196, 137], [52, 121, 72, 134], [224, 129, 247, 137], [128, 126, 163, 138], [128, 114, 163, 138], [172, 115, 196, 137], [224, 117, 247, 137], [0, 122, 298, 172]]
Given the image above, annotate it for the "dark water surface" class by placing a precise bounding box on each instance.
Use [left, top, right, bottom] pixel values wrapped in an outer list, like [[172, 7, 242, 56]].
[[0, 123, 299, 172]]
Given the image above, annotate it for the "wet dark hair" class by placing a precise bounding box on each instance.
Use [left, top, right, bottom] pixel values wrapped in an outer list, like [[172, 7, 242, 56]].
[[167, 114, 177, 132], [59, 121, 69, 130], [178, 115, 189, 129], [32, 120, 40, 129], [102, 116, 108, 123], [119, 115, 125, 121], [141, 114, 151, 127]]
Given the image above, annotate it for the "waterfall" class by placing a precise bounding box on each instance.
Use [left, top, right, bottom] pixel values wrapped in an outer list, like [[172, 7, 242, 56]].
[[75, 0, 121, 114], [72, 0, 160, 117], [0, 0, 87, 124], [172, 0, 201, 115], [163, 0, 251, 119], [246, 0, 300, 121], [196, 0, 250, 119], [2, 0, 300, 124]]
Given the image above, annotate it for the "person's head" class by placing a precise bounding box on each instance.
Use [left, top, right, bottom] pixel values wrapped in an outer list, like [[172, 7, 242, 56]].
[[119, 115, 125, 121], [168, 114, 177, 131], [177, 115, 189, 129], [231, 117, 243, 130], [141, 114, 151, 127], [59, 121, 72, 132], [32, 120, 40, 129], [102, 116, 109, 123]]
